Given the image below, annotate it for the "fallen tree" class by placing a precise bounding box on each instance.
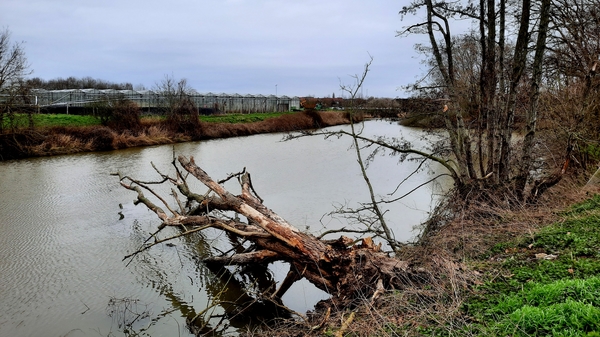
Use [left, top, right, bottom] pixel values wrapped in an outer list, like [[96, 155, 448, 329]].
[[115, 155, 430, 313]]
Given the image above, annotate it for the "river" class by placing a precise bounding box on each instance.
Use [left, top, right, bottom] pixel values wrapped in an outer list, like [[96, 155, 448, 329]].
[[0, 120, 450, 336]]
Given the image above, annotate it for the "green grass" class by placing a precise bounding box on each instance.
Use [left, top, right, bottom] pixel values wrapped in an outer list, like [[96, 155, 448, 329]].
[[2, 113, 101, 128], [3, 112, 291, 129], [199, 112, 292, 123], [142, 112, 291, 124], [460, 194, 600, 336], [32, 114, 101, 127]]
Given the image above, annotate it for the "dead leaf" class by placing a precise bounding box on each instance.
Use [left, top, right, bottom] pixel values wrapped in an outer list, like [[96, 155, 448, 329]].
[[535, 253, 558, 260]]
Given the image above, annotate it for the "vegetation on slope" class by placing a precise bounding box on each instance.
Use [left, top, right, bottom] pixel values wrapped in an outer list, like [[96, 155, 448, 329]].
[[0, 110, 350, 160], [460, 195, 600, 336]]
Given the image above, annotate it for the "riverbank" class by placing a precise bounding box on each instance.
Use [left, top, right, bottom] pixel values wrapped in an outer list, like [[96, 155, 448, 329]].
[[247, 179, 600, 336], [0, 110, 351, 161]]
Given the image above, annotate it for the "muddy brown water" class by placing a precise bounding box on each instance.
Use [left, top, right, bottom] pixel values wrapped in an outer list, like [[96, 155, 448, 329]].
[[0, 120, 450, 336]]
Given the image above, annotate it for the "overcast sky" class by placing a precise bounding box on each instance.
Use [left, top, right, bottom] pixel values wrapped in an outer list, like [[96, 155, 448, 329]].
[[2, 0, 431, 98]]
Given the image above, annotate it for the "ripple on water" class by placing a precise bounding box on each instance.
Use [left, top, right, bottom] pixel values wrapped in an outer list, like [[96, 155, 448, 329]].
[[0, 155, 166, 335]]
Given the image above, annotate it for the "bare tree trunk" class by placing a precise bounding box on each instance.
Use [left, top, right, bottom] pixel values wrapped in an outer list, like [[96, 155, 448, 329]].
[[482, 0, 497, 179], [499, 0, 531, 182], [490, 0, 507, 183], [424, 0, 475, 186], [516, 0, 552, 198]]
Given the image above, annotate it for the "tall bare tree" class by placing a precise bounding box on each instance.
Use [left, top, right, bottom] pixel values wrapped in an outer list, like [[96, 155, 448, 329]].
[[543, 0, 600, 171]]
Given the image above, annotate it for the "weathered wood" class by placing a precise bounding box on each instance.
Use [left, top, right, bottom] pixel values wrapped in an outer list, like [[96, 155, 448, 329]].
[[118, 155, 428, 308]]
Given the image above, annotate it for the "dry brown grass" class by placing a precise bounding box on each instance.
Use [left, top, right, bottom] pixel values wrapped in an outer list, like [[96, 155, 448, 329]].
[[417, 175, 593, 263], [144, 125, 175, 143], [242, 252, 474, 337], [320, 110, 354, 125], [200, 111, 348, 139], [112, 125, 181, 149], [31, 133, 95, 156]]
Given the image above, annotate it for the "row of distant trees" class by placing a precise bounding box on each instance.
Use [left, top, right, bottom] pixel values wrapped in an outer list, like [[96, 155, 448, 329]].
[[25, 76, 134, 91]]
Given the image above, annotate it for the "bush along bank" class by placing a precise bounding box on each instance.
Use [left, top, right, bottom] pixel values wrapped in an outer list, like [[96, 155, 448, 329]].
[[0, 111, 350, 161], [459, 194, 600, 336]]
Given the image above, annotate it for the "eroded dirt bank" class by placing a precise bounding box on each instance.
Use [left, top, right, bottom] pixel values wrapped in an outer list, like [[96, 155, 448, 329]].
[[0, 111, 350, 161]]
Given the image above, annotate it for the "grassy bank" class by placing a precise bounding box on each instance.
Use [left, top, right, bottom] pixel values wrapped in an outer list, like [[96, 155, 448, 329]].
[[141, 112, 295, 125], [253, 183, 600, 337], [31, 114, 100, 127], [459, 195, 600, 336], [364, 191, 600, 337], [2, 112, 294, 129], [0, 111, 349, 160], [200, 112, 293, 123]]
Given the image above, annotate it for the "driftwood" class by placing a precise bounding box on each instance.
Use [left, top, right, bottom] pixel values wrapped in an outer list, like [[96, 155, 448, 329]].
[[115, 155, 428, 310]]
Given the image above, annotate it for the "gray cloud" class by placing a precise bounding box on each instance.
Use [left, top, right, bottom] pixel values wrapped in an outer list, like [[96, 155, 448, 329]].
[[2, 0, 427, 97]]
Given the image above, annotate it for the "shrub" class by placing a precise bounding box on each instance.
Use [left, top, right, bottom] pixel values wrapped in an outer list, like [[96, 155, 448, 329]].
[[165, 97, 202, 138], [105, 99, 142, 132]]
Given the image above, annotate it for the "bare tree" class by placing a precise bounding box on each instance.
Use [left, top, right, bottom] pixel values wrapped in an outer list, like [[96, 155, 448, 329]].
[[26, 76, 133, 90], [337, 57, 404, 253], [0, 27, 33, 133], [154, 74, 195, 114], [153, 75, 202, 136], [0, 28, 30, 90], [398, 0, 554, 201], [542, 0, 600, 171]]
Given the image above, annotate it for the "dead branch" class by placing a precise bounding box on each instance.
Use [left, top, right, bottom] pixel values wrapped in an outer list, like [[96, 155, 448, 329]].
[[117, 155, 430, 309]]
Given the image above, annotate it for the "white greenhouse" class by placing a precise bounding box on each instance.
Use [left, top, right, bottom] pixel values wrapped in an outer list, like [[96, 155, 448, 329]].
[[29, 89, 301, 114]]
